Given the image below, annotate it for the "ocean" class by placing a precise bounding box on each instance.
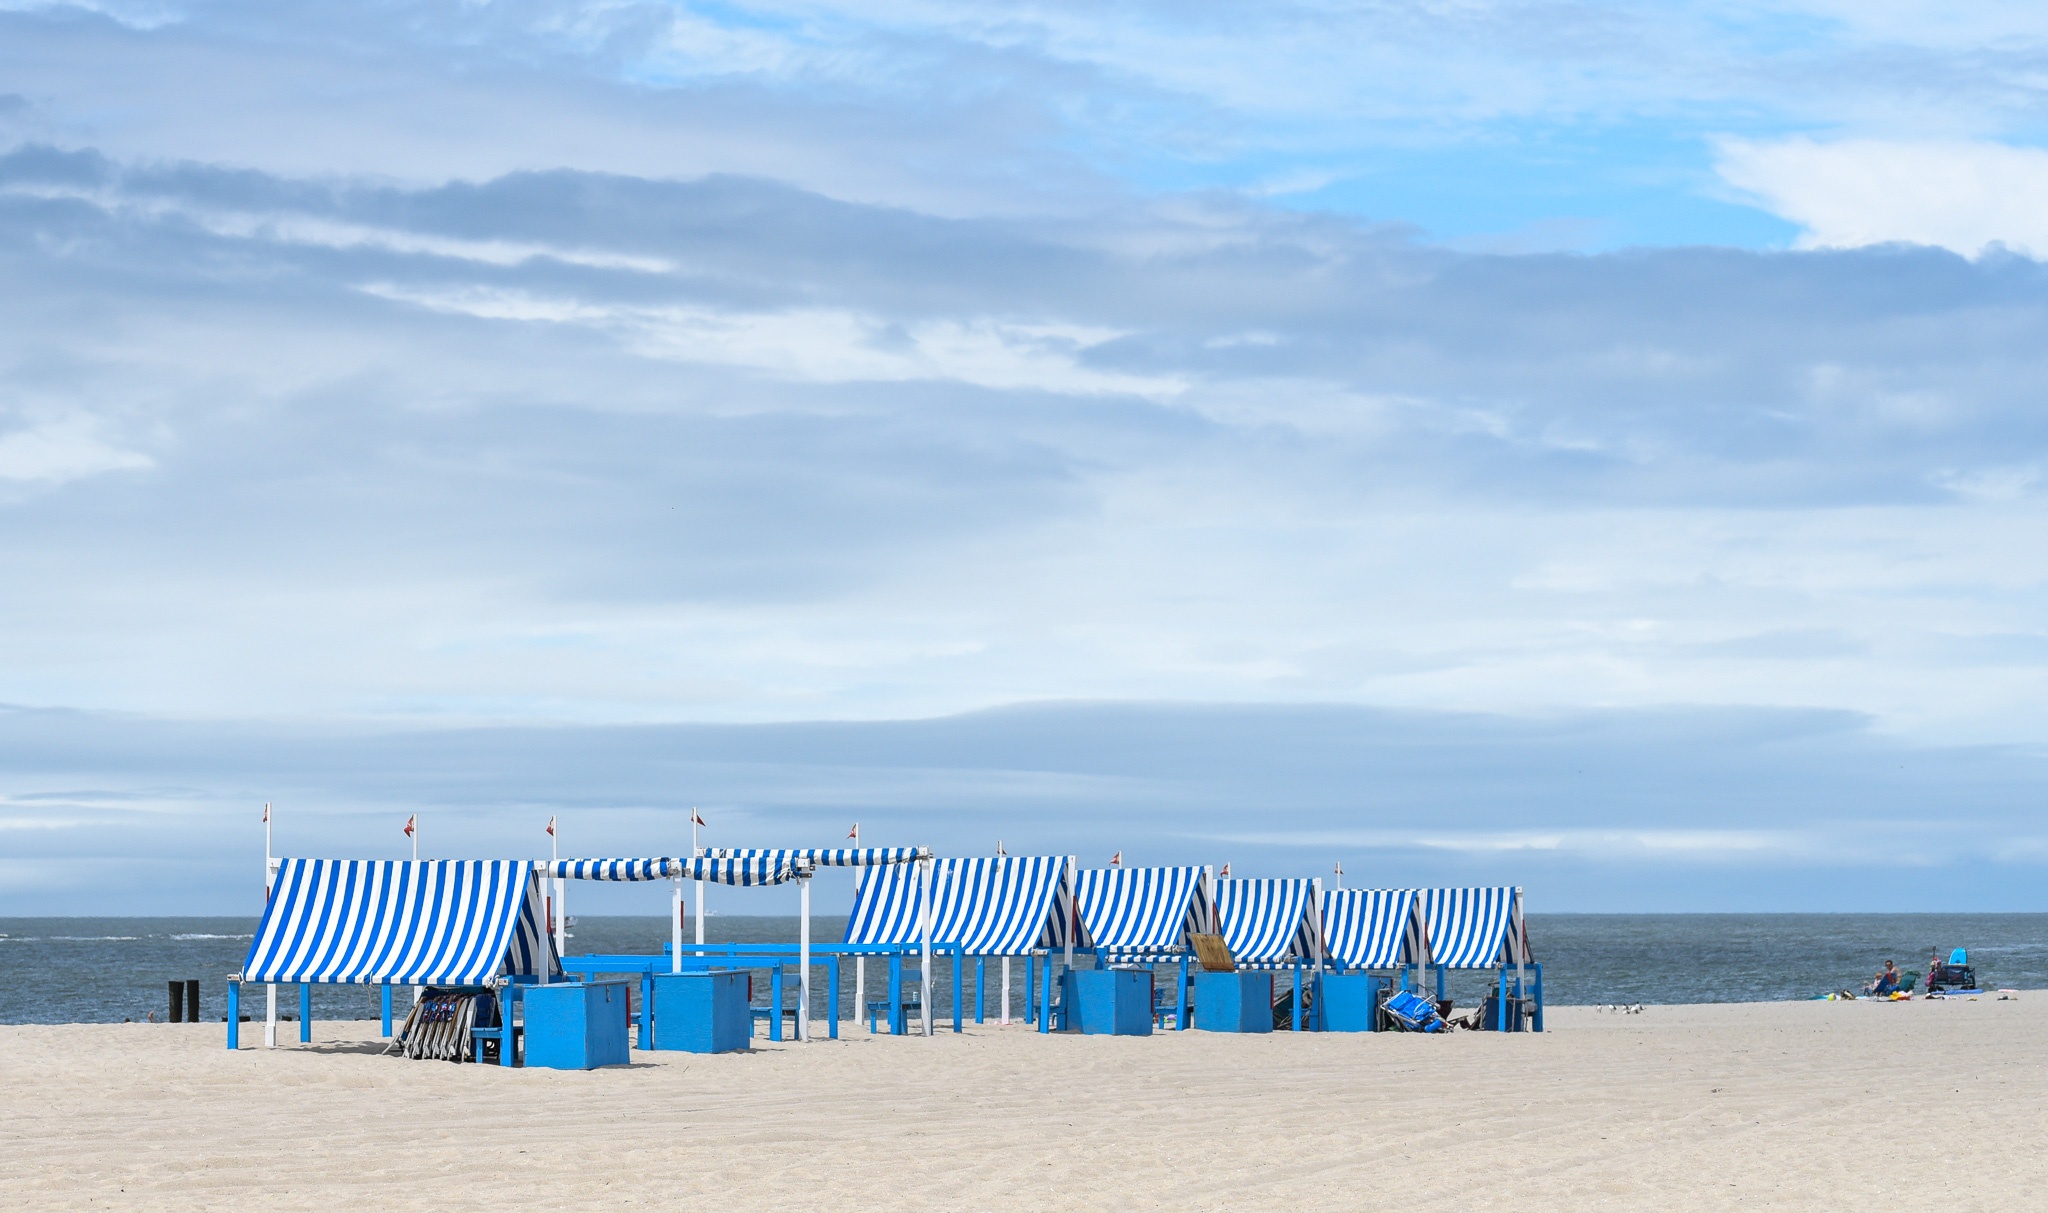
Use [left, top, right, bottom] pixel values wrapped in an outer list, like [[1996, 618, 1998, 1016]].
[[5, 913, 2044, 1026]]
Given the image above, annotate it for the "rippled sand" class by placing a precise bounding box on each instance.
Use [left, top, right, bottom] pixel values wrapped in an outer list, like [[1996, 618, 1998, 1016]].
[[3, 995, 2043, 1210]]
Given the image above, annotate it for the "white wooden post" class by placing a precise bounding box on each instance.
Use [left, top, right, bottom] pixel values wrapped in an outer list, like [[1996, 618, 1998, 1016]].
[[264, 983, 277, 1048], [1513, 887, 1529, 1033], [798, 873, 812, 1042], [1062, 856, 1076, 969], [918, 856, 933, 1037], [1000, 956, 1012, 1024]]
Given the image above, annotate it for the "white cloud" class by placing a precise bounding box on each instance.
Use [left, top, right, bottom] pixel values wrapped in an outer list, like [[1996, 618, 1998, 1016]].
[[1717, 137, 2048, 257], [0, 418, 150, 484], [360, 284, 1186, 399]]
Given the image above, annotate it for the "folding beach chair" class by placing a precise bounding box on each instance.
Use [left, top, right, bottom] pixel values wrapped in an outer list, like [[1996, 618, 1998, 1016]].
[[1383, 987, 1447, 1033]]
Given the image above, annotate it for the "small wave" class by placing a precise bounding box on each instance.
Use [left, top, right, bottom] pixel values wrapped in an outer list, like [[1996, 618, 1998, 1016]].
[[45, 936, 140, 941], [170, 933, 253, 941]]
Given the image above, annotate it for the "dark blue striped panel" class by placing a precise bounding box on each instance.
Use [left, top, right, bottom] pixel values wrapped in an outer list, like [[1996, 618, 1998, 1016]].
[[241, 860, 545, 985], [1213, 877, 1320, 964], [1417, 887, 1521, 968], [1072, 866, 1207, 954], [1321, 888, 1422, 968], [845, 857, 1071, 954]]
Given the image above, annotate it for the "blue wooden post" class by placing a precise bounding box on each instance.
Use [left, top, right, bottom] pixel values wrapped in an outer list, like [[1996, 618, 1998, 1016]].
[[501, 987, 517, 1067], [1533, 964, 1545, 1032], [380, 984, 393, 1037], [1176, 955, 1190, 1030], [1039, 955, 1055, 1033], [1496, 968, 1509, 1031], [974, 957, 985, 1024], [827, 955, 841, 1040], [639, 971, 654, 1050], [1435, 965, 1446, 1003], [1026, 954, 1037, 1026], [952, 950, 963, 1033], [1291, 966, 1303, 1032], [226, 981, 240, 1049], [887, 952, 905, 1036], [769, 966, 784, 1042], [298, 983, 312, 1043]]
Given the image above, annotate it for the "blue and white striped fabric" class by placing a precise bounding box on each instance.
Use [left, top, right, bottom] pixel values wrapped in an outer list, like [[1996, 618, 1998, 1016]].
[[1071, 866, 1209, 957], [241, 859, 555, 984], [716, 847, 925, 867], [544, 856, 807, 885], [1417, 887, 1525, 968], [846, 856, 1071, 954], [1320, 888, 1425, 969], [545, 858, 679, 882], [1213, 877, 1322, 966]]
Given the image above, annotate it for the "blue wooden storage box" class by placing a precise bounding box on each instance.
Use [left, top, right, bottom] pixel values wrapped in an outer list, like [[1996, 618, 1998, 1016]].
[[651, 971, 750, 1054], [523, 981, 632, 1070], [1319, 973, 1388, 1033], [1193, 971, 1273, 1033], [1061, 968, 1153, 1036]]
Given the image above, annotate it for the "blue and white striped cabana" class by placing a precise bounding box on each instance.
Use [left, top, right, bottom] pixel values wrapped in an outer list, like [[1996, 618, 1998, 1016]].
[[545, 854, 821, 1039], [848, 855, 1074, 1033], [1070, 865, 1213, 962], [1415, 886, 1534, 1031], [714, 847, 929, 1034], [1319, 888, 1429, 971], [1213, 877, 1325, 968], [1416, 886, 1527, 969], [242, 858, 556, 985]]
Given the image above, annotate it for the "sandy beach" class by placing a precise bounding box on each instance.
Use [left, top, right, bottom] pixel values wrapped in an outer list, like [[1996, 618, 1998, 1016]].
[[2, 997, 2042, 1211]]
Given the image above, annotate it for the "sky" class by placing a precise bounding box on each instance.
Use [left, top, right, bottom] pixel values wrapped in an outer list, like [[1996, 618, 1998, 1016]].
[[4, 0, 2048, 914]]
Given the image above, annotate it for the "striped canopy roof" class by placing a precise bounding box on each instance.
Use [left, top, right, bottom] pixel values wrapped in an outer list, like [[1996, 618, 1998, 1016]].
[[1418, 886, 1527, 969], [1213, 877, 1322, 966], [1320, 888, 1426, 969], [1071, 866, 1210, 957], [847, 856, 1071, 955], [714, 847, 926, 867], [242, 859, 555, 985], [544, 857, 809, 885]]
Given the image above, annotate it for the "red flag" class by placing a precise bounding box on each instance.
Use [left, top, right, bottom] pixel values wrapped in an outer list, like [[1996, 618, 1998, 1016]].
[[1219, 862, 1231, 878], [1109, 851, 1122, 866], [691, 810, 707, 828], [847, 823, 859, 840], [261, 802, 269, 823], [403, 815, 416, 838], [996, 840, 1006, 856], [1334, 861, 1343, 876], [545, 816, 556, 837]]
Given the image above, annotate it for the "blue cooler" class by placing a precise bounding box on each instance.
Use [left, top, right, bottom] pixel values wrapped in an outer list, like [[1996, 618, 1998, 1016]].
[[651, 971, 750, 1054], [1193, 971, 1273, 1033], [1061, 968, 1153, 1036], [523, 981, 632, 1070], [1319, 973, 1387, 1032]]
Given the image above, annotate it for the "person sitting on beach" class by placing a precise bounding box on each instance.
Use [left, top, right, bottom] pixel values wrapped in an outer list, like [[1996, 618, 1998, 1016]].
[[1865, 960, 1900, 996]]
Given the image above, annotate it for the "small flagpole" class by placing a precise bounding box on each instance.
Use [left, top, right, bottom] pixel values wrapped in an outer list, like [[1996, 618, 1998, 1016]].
[[692, 809, 706, 947], [847, 821, 863, 1030], [262, 801, 276, 1050], [548, 817, 565, 972]]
